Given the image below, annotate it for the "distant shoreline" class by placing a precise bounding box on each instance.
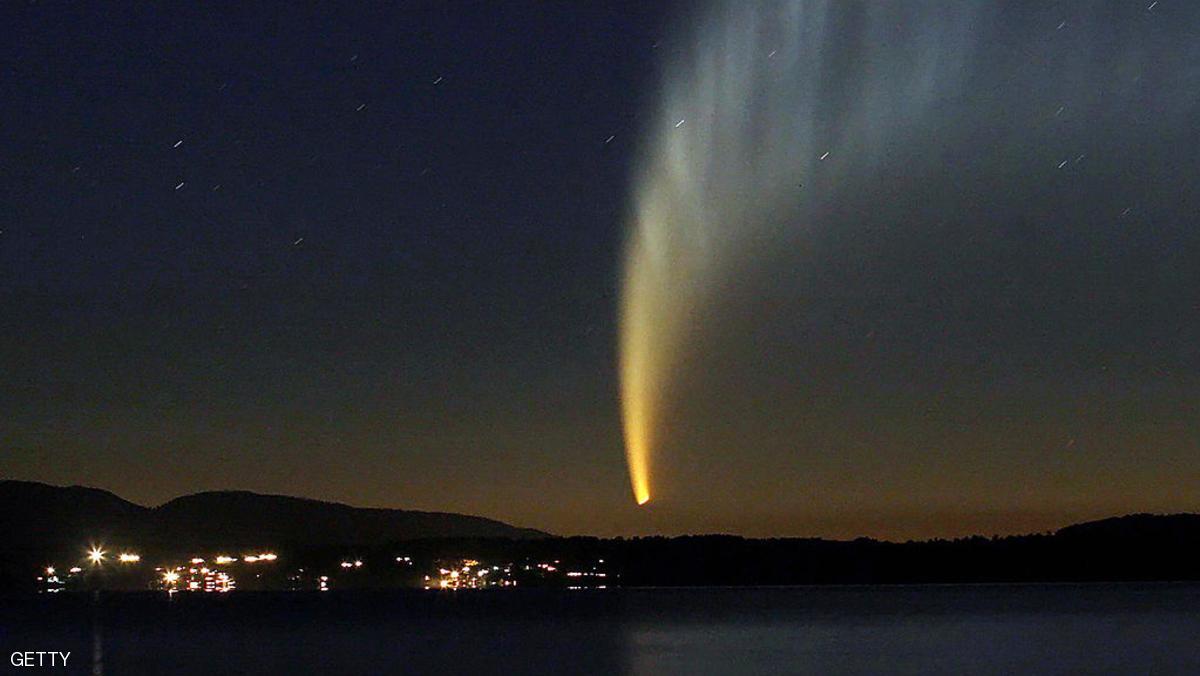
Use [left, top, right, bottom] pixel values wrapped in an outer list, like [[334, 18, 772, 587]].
[[5, 481, 1198, 594]]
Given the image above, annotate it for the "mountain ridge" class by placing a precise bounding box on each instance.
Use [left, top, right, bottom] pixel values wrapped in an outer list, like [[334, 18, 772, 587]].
[[5, 479, 1198, 544], [0, 479, 550, 549]]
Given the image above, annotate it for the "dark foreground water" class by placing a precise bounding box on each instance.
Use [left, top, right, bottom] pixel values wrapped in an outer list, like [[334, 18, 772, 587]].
[[2, 584, 1199, 674]]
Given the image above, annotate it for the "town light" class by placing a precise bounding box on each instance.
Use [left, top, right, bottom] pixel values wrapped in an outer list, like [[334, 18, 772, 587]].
[[87, 546, 105, 565]]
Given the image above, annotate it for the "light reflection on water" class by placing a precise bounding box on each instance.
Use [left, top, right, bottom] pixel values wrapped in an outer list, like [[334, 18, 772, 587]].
[[3, 584, 1199, 675]]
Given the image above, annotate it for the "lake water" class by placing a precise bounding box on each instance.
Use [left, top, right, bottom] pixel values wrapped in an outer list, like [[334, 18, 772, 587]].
[[3, 583, 1198, 674]]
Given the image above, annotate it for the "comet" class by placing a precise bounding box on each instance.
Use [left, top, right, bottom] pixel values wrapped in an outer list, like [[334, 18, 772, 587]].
[[618, 0, 1196, 505], [618, 0, 985, 504]]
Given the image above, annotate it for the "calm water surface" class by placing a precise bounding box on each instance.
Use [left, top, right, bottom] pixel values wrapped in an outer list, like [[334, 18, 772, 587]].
[[2, 584, 1198, 674]]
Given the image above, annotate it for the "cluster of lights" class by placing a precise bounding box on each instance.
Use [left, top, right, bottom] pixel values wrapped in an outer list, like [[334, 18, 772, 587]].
[[425, 560, 514, 590], [419, 557, 615, 591], [42, 543, 288, 595], [47, 542, 611, 595], [82, 546, 141, 566], [37, 566, 64, 593], [564, 560, 609, 590], [161, 565, 234, 593], [242, 553, 277, 563], [35, 564, 93, 593], [210, 571, 234, 592]]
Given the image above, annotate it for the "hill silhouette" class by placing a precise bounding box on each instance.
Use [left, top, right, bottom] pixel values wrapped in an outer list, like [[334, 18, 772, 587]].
[[1055, 513, 1200, 542], [0, 480, 546, 546], [149, 490, 548, 548]]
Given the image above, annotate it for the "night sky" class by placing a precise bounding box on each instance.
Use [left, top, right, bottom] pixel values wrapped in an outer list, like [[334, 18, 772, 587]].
[[3, 1, 1198, 540]]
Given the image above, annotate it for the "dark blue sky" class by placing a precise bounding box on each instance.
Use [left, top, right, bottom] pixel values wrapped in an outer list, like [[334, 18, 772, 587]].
[[1, 1, 673, 534], [2, 1, 1198, 538]]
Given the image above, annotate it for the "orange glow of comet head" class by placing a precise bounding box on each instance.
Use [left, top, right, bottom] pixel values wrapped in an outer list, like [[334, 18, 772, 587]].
[[620, 375, 653, 506], [619, 248, 657, 507]]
